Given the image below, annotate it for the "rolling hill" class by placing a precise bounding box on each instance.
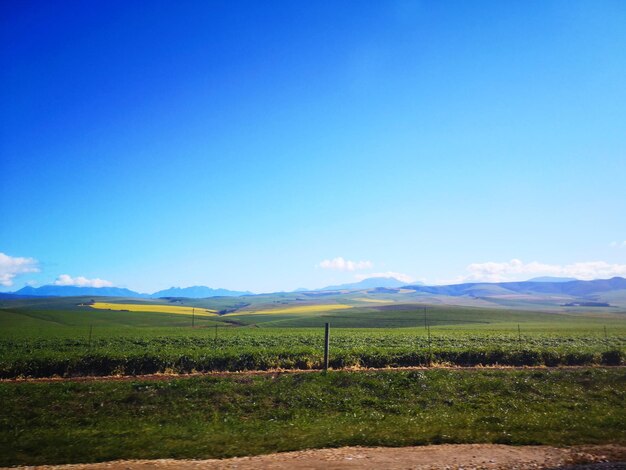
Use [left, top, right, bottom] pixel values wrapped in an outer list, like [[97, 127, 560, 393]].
[[402, 277, 626, 297], [4, 277, 626, 311]]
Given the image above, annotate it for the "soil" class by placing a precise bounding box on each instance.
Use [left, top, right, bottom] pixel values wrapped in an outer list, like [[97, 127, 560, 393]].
[[12, 444, 626, 470], [4, 365, 625, 384]]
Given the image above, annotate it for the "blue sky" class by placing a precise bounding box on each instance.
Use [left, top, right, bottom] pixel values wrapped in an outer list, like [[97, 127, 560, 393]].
[[1, 0, 626, 293]]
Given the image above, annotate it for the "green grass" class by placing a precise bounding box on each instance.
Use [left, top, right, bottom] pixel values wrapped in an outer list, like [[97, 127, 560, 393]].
[[1, 297, 625, 377], [1, 327, 624, 378], [3, 295, 626, 331], [1, 368, 624, 466], [1, 297, 624, 466]]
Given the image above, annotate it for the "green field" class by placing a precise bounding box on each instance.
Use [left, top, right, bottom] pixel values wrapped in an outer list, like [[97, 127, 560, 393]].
[[1, 295, 626, 466], [1, 368, 624, 466], [1, 296, 624, 378]]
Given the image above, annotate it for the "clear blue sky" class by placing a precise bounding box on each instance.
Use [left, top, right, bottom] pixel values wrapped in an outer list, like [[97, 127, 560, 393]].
[[1, 0, 626, 293]]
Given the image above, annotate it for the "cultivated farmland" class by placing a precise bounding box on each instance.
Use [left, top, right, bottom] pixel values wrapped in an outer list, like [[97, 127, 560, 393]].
[[1, 294, 625, 467], [0, 296, 624, 378], [90, 302, 217, 315]]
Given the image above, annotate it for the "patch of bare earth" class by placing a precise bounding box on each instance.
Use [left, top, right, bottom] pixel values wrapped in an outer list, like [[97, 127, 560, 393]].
[[5, 366, 626, 385], [14, 444, 626, 470]]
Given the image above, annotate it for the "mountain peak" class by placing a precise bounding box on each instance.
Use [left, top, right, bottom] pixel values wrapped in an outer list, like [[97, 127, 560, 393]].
[[321, 276, 412, 291], [9, 284, 251, 299], [14, 285, 144, 298], [150, 286, 252, 298], [526, 276, 578, 283]]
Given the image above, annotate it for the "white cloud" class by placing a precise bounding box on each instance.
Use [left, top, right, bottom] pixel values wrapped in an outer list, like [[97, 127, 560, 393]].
[[355, 271, 415, 283], [610, 241, 626, 248], [318, 257, 373, 271], [0, 252, 39, 287], [441, 259, 626, 284], [53, 274, 113, 288]]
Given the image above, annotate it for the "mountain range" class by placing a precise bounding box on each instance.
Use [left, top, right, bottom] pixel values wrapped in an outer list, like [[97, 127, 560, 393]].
[[10, 285, 144, 298], [4, 285, 251, 299], [151, 286, 253, 298], [3, 276, 626, 301], [319, 276, 414, 291], [402, 276, 626, 298], [526, 276, 578, 283]]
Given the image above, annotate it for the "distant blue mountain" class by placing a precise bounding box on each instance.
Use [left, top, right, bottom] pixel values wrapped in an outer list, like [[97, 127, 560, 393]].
[[0, 292, 34, 299], [7, 277, 626, 299], [402, 277, 626, 297], [321, 277, 414, 291], [13, 285, 147, 298], [150, 286, 252, 298], [526, 276, 578, 283], [10, 284, 251, 298]]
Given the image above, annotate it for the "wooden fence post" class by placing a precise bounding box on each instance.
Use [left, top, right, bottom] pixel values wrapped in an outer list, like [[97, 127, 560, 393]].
[[324, 322, 330, 371], [427, 323, 432, 367]]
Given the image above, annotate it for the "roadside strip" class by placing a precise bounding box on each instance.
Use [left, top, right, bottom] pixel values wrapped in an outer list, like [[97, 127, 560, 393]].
[[3, 364, 625, 384]]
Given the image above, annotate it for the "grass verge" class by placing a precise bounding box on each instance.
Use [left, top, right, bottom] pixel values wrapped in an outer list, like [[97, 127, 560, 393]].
[[1, 368, 624, 466]]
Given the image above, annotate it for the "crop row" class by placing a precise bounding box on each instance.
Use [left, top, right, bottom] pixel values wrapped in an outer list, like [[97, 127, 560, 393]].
[[2, 332, 622, 352], [1, 347, 622, 378]]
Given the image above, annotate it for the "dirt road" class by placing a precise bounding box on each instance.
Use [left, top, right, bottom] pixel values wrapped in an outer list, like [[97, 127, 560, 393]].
[[14, 444, 626, 469]]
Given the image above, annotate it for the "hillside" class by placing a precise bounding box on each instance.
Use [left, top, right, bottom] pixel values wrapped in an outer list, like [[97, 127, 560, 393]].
[[403, 277, 626, 298], [4, 277, 626, 311]]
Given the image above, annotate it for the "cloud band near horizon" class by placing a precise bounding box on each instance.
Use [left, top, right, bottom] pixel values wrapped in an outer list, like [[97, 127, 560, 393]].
[[53, 274, 113, 288], [0, 252, 39, 286], [317, 257, 373, 271], [441, 259, 626, 284]]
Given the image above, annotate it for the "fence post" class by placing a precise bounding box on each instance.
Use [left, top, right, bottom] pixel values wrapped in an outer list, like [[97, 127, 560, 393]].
[[324, 322, 330, 371], [427, 323, 432, 367]]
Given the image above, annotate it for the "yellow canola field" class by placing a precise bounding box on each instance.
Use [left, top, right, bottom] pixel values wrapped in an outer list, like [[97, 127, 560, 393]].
[[90, 302, 217, 316], [232, 304, 352, 315]]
